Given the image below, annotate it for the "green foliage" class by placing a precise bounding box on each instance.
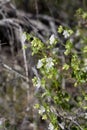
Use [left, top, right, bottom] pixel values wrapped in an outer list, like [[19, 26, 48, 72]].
[[25, 8, 87, 130], [31, 37, 44, 55]]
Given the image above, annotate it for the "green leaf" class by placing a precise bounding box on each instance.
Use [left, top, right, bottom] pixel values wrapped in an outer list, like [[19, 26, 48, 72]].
[[68, 29, 74, 35], [83, 46, 87, 53], [34, 104, 40, 109], [42, 114, 47, 120], [62, 63, 69, 70], [58, 25, 63, 33], [64, 40, 73, 55]]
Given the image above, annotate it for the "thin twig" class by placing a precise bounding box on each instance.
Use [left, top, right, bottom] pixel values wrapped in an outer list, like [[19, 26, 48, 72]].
[[20, 28, 30, 102], [0, 59, 27, 80]]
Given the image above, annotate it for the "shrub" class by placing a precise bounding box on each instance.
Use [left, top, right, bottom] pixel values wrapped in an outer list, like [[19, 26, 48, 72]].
[[25, 9, 87, 130]]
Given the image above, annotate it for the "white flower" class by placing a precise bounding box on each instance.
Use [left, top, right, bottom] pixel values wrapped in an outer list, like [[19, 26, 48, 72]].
[[38, 106, 45, 115], [37, 59, 43, 69], [46, 57, 54, 68], [36, 78, 41, 88], [49, 34, 55, 45], [63, 30, 70, 38], [48, 123, 54, 130]]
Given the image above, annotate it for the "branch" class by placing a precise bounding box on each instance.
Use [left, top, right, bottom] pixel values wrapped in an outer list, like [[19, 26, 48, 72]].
[[0, 59, 28, 80]]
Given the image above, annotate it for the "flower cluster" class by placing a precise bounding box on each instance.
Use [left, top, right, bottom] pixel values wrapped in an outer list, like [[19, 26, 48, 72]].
[[58, 25, 73, 39], [46, 57, 54, 69], [38, 106, 45, 115], [37, 57, 54, 69], [31, 37, 44, 55], [63, 30, 70, 38], [36, 57, 57, 79]]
